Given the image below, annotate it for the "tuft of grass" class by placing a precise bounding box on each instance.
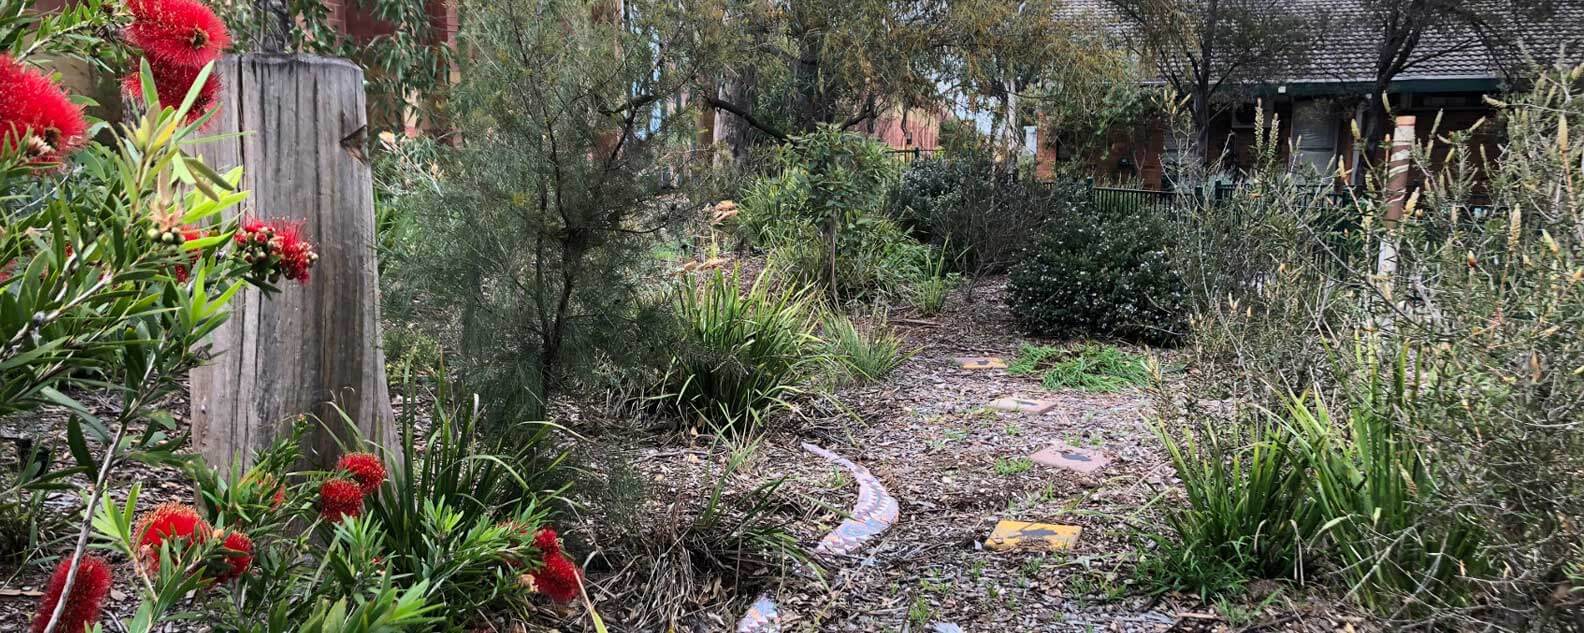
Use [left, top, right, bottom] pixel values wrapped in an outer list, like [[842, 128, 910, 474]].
[[1145, 405, 1316, 599], [907, 594, 934, 625], [822, 310, 912, 384], [995, 456, 1034, 476], [1009, 343, 1151, 392], [909, 248, 955, 316], [1146, 344, 1484, 606]]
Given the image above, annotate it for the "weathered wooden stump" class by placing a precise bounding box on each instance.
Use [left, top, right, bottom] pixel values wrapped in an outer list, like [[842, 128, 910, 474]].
[[191, 54, 393, 472]]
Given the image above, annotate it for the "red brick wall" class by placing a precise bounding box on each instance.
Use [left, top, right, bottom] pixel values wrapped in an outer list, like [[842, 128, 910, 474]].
[[869, 108, 942, 150]]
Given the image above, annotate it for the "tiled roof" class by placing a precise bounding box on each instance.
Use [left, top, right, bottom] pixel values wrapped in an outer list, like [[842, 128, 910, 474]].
[[1062, 0, 1584, 85]]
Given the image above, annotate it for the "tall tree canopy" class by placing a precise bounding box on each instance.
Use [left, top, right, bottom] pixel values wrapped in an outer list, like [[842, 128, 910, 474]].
[[695, 0, 1138, 157], [1104, 0, 1320, 160]]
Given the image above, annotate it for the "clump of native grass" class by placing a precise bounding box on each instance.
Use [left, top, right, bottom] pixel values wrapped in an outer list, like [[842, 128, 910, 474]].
[[654, 269, 822, 432], [821, 310, 913, 384]]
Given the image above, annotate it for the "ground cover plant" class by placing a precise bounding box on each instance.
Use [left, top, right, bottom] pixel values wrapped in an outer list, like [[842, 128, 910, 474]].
[[1008, 343, 1152, 392]]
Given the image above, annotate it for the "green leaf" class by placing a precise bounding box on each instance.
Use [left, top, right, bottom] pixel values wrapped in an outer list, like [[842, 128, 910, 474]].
[[66, 416, 97, 472]]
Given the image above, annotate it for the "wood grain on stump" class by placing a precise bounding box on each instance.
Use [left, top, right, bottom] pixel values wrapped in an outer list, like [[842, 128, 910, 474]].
[[191, 54, 393, 473]]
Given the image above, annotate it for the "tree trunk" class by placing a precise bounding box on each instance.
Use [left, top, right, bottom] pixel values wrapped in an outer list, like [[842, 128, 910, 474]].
[[191, 54, 394, 473], [713, 67, 757, 165]]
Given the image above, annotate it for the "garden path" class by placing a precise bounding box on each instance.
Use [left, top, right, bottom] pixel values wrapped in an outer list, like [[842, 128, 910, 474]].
[[622, 280, 1219, 632]]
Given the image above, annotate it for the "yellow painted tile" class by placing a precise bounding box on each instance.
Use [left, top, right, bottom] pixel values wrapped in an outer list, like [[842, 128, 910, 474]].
[[985, 520, 1081, 552], [956, 356, 1008, 370]]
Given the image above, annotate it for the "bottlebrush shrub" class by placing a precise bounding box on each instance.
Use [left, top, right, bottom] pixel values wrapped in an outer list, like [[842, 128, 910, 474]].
[[124, 0, 231, 68], [233, 217, 321, 284], [121, 60, 223, 126], [134, 502, 209, 573], [318, 478, 365, 524], [1008, 199, 1187, 346], [3, 61, 323, 425], [121, 0, 231, 125], [360, 370, 573, 622], [4, 58, 331, 633], [213, 530, 254, 582], [84, 406, 578, 632]]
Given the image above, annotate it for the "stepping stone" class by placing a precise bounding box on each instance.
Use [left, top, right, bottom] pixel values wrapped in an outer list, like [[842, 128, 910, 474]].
[[954, 356, 1007, 369], [987, 397, 1058, 414], [985, 519, 1082, 552], [803, 443, 900, 557], [735, 594, 780, 632], [1030, 442, 1111, 474]]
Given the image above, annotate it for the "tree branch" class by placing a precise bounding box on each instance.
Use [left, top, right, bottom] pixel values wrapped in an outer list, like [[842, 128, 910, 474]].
[[700, 95, 790, 142]]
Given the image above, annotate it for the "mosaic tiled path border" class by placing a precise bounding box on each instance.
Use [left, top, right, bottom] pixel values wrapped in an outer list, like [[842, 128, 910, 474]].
[[735, 443, 900, 632], [735, 594, 781, 633], [801, 442, 901, 557]]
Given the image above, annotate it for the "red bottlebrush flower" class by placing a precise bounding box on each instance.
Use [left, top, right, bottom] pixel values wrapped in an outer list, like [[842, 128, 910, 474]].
[[530, 551, 582, 604], [124, 0, 231, 68], [122, 58, 221, 126], [0, 55, 88, 166], [271, 483, 286, 509], [169, 225, 207, 282], [318, 478, 364, 524], [213, 530, 253, 582], [135, 502, 209, 573], [30, 555, 112, 633], [336, 452, 386, 496], [270, 221, 317, 283], [232, 216, 318, 284], [533, 528, 560, 555]]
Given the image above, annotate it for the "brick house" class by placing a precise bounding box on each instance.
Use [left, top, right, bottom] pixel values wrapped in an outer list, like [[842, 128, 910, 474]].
[[1038, 0, 1584, 190]]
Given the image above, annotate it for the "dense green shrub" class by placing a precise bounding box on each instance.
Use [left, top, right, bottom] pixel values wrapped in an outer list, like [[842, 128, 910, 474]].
[[888, 154, 1079, 278], [737, 126, 932, 300], [1008, 199, 1186, 345], [657, 270, 820, 429]]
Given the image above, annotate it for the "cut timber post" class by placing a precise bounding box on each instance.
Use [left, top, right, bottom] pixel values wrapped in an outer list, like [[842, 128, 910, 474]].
[[1377, 115, 1416, 278], [191, 54, 394, 472]]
